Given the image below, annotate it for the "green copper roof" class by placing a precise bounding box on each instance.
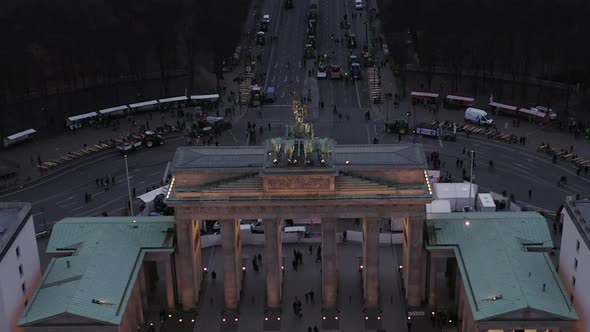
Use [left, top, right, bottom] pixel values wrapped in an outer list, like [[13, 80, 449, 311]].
[[19, 217, 175, 326], [172, 144, 427, 170], [426, 212, 577, 321]]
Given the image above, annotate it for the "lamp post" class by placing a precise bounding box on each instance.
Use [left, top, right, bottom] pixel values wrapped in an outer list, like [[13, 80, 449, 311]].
[[124, 154, 134, 216], [468, 150, 475, 211]]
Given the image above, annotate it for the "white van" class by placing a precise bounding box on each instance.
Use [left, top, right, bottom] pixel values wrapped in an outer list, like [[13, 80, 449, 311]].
[[465, 107, 493, 125], [355, 0, 363, 9]]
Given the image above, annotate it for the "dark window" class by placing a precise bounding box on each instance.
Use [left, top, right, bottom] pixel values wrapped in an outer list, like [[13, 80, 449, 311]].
[[574, 258, 578, 270], [19, 264, 23, 277], [21, 282, 26, 293], [572, 276, 576, 287], [16, 246, 20, 258], [24, 299, 28, 307], [570, 293, 574, 303], [576, 240, 580, 252]]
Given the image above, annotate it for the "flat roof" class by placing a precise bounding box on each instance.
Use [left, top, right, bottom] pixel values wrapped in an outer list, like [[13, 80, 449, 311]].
[[6, 128, 37, 140], [67, 112, 98, 122], [172, 144, 428, 171], [0, 202, 32, 260], [98, 105, 129, 115], [19, 217, 175, 326], [489, 101, 518, 111], [564, 196, 590, 250], [129, 100, 158, 108], [426, 212, 577, 321]]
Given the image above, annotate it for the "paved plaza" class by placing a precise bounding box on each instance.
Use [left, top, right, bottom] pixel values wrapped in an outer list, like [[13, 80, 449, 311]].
[[167, 242, 448, 332]]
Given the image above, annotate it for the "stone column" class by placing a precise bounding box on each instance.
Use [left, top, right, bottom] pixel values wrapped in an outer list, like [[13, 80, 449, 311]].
[[321, 217, 338, 308], [138, 263, 149, 309], [403, 212, 427, 307], [264, 219, 283, 308], [428, 254, 437, 307], [362, 217, 380, 308], [221, 219, 242, 310], [174, 207, 202, 310], [160, 256, 175, 310]]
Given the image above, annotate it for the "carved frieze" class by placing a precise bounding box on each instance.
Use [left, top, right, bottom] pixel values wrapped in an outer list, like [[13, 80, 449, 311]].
[[264, 175, 333, 191]]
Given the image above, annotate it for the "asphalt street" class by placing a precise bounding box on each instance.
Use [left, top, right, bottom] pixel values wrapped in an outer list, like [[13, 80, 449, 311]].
[[0, 0, 588, 270]]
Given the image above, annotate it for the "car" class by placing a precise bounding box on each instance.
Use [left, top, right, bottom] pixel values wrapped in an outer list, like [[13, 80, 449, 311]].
[[354, 0, 363, 9], [317, 65, 328, 78]]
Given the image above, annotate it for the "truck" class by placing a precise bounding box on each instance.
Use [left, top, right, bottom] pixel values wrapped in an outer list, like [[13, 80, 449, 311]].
[[347, 34, 357, 48], [348, 55, 361, 80], [116, 131, 165, 154], [329, 64, 342, 79], [317, 54, 329, 79], [385, 119, 408, 134], [260, 14, 270, 32], [415, 122, 457, 140], [187, 117, 232, 141], [309, 0, 318, 18]]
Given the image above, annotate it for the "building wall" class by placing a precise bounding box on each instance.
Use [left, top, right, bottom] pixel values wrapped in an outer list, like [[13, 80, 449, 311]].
[[0, 215, 41, 332], [559, 211, 589, 332], [24, 326, 117, 332]]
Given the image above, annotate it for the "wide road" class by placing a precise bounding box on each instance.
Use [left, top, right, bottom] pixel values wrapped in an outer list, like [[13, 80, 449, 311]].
[[1, 0, 589, 239]]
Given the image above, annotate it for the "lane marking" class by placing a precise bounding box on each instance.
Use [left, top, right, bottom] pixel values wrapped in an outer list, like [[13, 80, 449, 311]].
[[354, 81, 362, 109], [54, 195, 75, 205]]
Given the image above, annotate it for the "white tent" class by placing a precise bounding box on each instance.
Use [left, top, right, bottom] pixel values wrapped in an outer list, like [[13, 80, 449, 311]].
[[433, 182, 478, 211], [137, 185, 168, 203], [426, 200, 452, 214]]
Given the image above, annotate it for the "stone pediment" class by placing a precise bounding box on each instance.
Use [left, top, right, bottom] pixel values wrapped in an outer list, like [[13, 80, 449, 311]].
[[24, 313, 112, 326], [481, 307, 574, 322]]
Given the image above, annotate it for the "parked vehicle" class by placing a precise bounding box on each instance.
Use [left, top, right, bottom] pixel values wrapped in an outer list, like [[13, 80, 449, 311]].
[[256, 31, 265, 46], [385, 120, 408, 134], [465, 107, 493, 125], [411, 91, 439, 106], [347, 34, 357, 48], [329, 64, 342, 79], [265, 86, 276, 103], [116, 131, 165, 154], [532, 105, 557, 120], [261, 15, 270, 32], [415, 122, 456, 140]]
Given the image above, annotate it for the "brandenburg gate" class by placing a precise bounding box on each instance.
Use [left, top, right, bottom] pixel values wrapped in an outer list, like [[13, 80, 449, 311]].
[[165, 100, 433, 317]]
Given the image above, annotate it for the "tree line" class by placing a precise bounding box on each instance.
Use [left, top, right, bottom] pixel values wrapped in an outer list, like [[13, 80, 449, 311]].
[[0, 0, 250, 104], [379, 0, 590, 94]]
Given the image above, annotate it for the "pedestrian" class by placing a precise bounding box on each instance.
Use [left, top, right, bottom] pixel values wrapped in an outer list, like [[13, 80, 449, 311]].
[[211, 271, 217, 280], [528, 189, 532, 200], [462, 146, 465, 155], [258, 253, 262, 264], [309, 245, 313, 254], [313, 325, 319, 332], [305, 293, 309, 303], [293, 258, 298, 271], [268, 123, 271, 130], [398, 132, 402, 142], [96, 178, 99, 186], [310, 290, 315, 303], [308, 327, 312, 332], [132, 187, 136, 197], [111, 176, 115, 184]]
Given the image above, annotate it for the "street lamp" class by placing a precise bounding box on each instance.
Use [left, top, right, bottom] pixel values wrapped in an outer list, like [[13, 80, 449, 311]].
[[124, 154, 134, 216], [468, 150, 475, 211]]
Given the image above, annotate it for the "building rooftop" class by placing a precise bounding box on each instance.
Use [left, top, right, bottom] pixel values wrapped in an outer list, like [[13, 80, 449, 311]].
[[19, 217, 175, 327], [564, 196, 590, 250], [426, 212, 577, 321], [172, 144, 428, 171], [0, 202, 32, 260]]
